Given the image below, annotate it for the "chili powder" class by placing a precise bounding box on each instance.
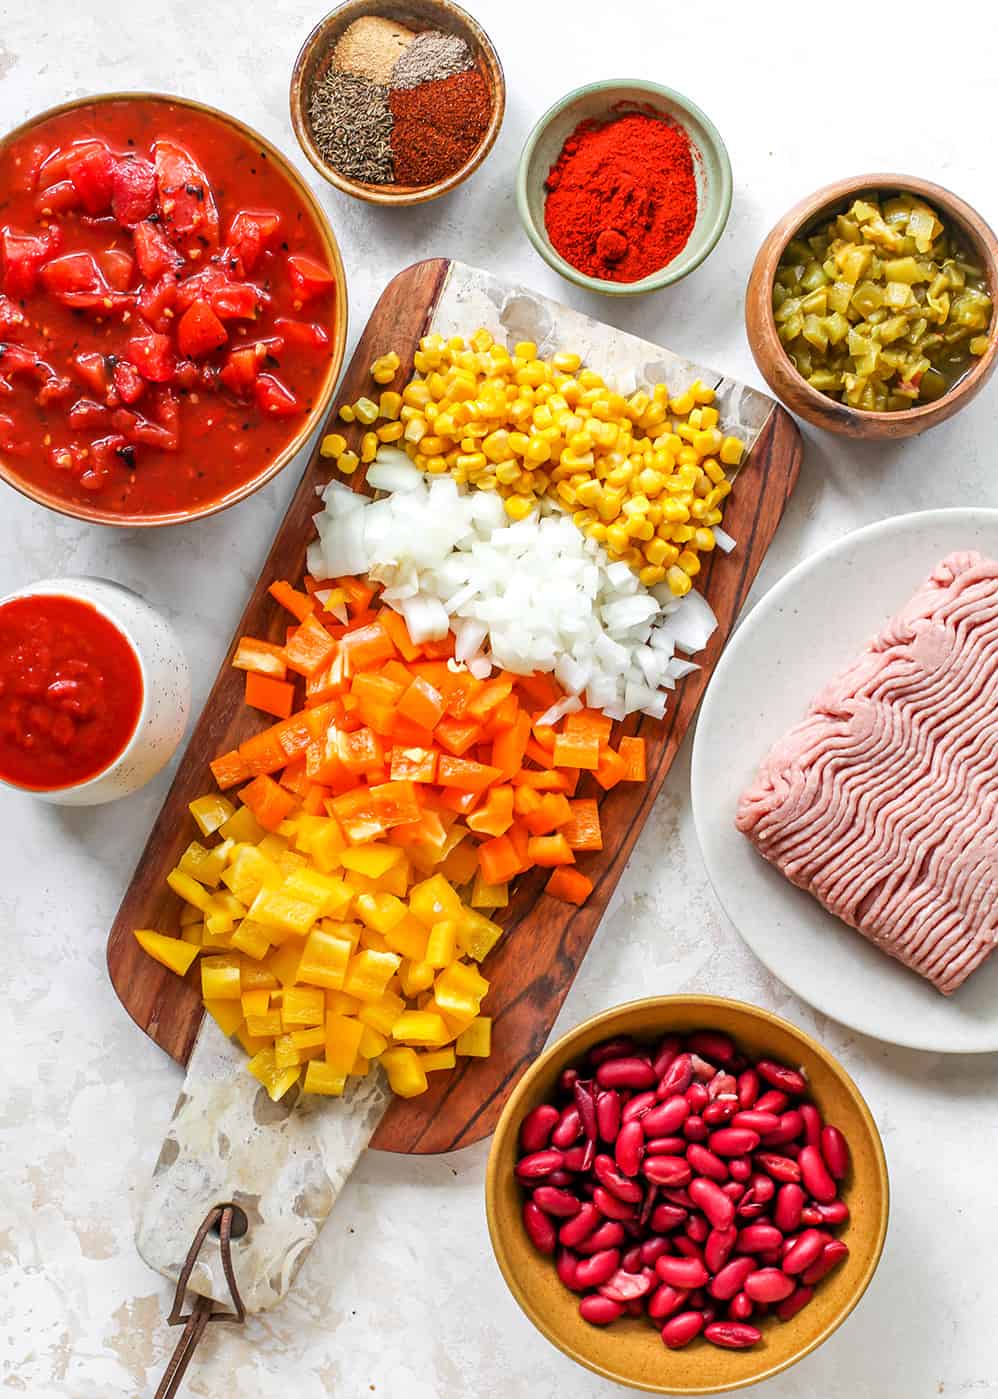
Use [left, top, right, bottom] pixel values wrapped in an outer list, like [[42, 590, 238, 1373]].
[[389, 68, 491, 186], [544, 113, 699, 283]]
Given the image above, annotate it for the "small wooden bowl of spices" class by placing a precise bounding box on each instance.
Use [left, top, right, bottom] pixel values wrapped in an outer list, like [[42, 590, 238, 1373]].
[[290, 0, 505, 205]]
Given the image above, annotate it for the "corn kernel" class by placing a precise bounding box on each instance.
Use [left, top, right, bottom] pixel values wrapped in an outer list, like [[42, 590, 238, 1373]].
[[377, 421, 404, 442], [338, 450, 359, 475], [360, 432, 378, 463], [720, 436, 744, 466], [638, 564, 667, 587], [353, 397, 379, 425], [666, 564, 693, 596], [338, 403, 355, 423], [320, 432, 347, 459], [694, 528, 716, 551], [504, 494, 534, 521], [677, 549, 701, 576]]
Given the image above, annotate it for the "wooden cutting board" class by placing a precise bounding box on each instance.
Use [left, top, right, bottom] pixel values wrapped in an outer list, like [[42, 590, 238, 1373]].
[[107, 258, 802, 1154]]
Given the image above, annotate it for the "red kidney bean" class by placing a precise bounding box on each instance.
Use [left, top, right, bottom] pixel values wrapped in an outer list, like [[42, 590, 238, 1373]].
[[736, 1223, 783, 1254], [533, 1186, 581, 1218], [615, 1121, 645, 1177], [776, 1285, 814, 1321], [651, 1204, 688, 1232], [551, 1105, 582, 1149], [558, 1067, 579, 1098], [728, 1156, 752, 1183], [731, 1110, 780, 1134], [658, 1053, 694, 1098], [673, 1237, 705, 1262], [561, 1145, 590, 1172], [761, 1110, 805, 1147], [642, 1156, 693, 1187], [798, 1145, 837, 1203], [688, 1289, 706, 1309], [515, 1149, 565, 1182], [622, 1244, 643, 1273], [691, 1054, 718, 1081], [755, 1153, 801, 1183], [708, 1072, 739, 1102], [593, 1186, 637, 1222], [813, 1200, 849, 1226], [689, 1031, 735, 1064], [757, 1059, 807, 1096], [689, 1177, 736, 1231], [579, 1295, 623, 1325], [652, 1035, 682, 1078], [641, 1236, 672, 1267], [799, 1102, 822, 1146], [558, 1202, 600, 1247], [520, 1104, 560, 1153], [639, 1186, 658, 1230], [621, 1091, 657, 1124], [683, 1115, 709, 1143], [758, 1247, 783, 1266], [820, 1125, 851, 1181], [661, 1310, 705, 1349], [577, 1221, 626, 1255], [705, 1226, 738, 1273], [737, 1069, 760, 1108], [801, 1240, 849, 1286], [649, 1283, 690, 1319], [600, 1267, 654, 1302], [749, 1173, 775, 1204], [783, 1229, 827, 1275], [704, 1321, 761, 1349], [642, 1096, 690, 1137], [773, 1183, 805, 1232], [597, 1057, 657, 1090], [729, 1291, 754, 1321], [575, 1247, 621, 1288], [709, 1127, 760, 1156], [721, 1182, 746, 1203], [661, 1187, 694, 1209], [685, 1214, 710, 1244], [745, 1268, 795, 1303], [546, 1170, 575, 1188], [596, 1090, 621, 1143], [686, 1143, 728, 1182], [556, 1248, 582, 1291], [656, 1255, 709, 1290], [645, 1136, 687, 1156], [685, 1082, 709, 1113], [590, 1036, 638, 1066], [703, 1100, 737, 1126], [754, 1089, 789, 1114], [736, 1196, 766, 1220], [709, 1256, 755, 1300], [523, 1199, 557, 1254]]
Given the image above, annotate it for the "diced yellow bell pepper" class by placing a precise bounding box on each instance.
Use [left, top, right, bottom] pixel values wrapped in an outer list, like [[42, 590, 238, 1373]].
[[281, 985, 326, 1028], [355, 891, 408, 935], [343, 949, 401, 1002], [179, 901, 203, 928], [181, 923, 204, 946], [356, 990, 405, 1036], [420, 1046, 457, 1073], [358, 1024, 388, 1059], [236, 1026, 271, 1056], [263, 938, 306, 988], [398, 959, 436, 998], [247, 888, 321, 939], [203, 997, 244, 1037], [341, 843, 404, 879], [238, 959, 278, 991], [201, 925, 234, 950], [275, 1027, 326, 1070], [167, 868, 218, 915], [201, 956, 242, 1000], [246, 1010, 284, 1038], [303, 1060, 346, 1096], [221, 846, 282, 905], [178, 840, 230, 888], [257, 833, 289, 860], [282, 868, 355, 919], [230, 918, 272, 961], [408, 874, 464, 927], [456, 1016, 492, 1057], [294, 814, 345, 871], [322, 918, 362, 952], [189, 794, 235, 838], [440, 838, 481, 885], [219, 805, 267, 845], [457, 909, 503, 962], [392, 1010, 450, 1045], [205, 906, 235, 938], [471, 873, 508, 909], [425, 920, 458, 968], [435, 961, 489, 1016], [247, 1048, 300, 1101], [359, 927, 391, 953], [326, 989, 363, 1016], [133, 928, 200, 978], [352, 1053, 370, 1076], [297, 928, 353, 990], [241, 988, 271, 1018], [380, 1047, 428, 1098], [325, 1012, 365, 1075], [383, 913, 429, 962], [274, 1033, 302, 1070]]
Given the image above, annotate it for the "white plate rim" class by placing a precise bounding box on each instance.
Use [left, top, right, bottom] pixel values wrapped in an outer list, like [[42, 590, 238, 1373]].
[[691, 506, 998, 1054]]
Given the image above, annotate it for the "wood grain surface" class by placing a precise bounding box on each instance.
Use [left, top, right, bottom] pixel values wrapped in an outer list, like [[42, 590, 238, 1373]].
[[106, 258, 802, 1154]]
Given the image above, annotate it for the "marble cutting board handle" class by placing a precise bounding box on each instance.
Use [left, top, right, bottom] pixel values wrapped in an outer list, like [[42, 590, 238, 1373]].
[[137, 1019, 390, 1312]]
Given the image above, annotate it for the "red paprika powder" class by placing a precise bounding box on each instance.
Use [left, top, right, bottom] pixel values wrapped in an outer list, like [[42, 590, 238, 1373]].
[[390, 69, 491, 186], [544, 112, 698, 283]]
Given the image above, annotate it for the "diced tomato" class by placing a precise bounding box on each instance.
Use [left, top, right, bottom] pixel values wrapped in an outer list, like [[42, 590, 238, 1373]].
[[70, 350, 109, 396], [156, 387, 180, 443], [37, 138, 104, 187], [67, 142, 116, 214], [82, 434, 131, 491], [0, 296, 28, 340], [226, 209, 281, 275], [98, 248, 134, 291], [173, 358, 198, 390], [35, 373, 71, 407], [219, 344, 262, 394], [112, 403, 178, 452], [132, 220, 183, 280], [112, 359, 145, 405], [34, 180, 81, 218], [273, 317, 330, 351], [12, 140, 50, 194], [153, 139, 220, 253], [136, 273, 176, 333], [125, 331, 175, 384], [48, 441, 89, 475], [67, 397, 111, 430], [40, 251, 130, 312], [176, 298, 228, 358], [0, 414, 29, 456], [1, 226, 60, 299], [0, 343, 42, 380], [286, 254, 335, 304], [254, 372, 299, 417], [110, 155, 156, 226], [210, 279, 263, 321]]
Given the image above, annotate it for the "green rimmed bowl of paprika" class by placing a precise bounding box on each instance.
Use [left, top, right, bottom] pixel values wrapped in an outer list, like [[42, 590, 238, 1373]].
[[517, 80, 732, 296]]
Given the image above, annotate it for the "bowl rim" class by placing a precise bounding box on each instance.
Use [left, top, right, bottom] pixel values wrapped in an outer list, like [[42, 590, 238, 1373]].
[[289, 0, 506, 207], [515, 79, 733, 297], [0, 90, 348, 529], [747, 171, 998, 425], [485, 993, 890, 1395]]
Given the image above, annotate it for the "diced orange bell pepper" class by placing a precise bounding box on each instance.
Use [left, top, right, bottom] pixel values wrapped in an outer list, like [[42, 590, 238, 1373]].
[[477, 833, 524, 884], [618, 736, 647, 782], [233, 636, 288, 679], [341, 621, 397, 675], [526, 833, 575, 867], [397, 675, 446, 730], [435, 718, 483, 756], [492, 710, 531, 779], [515, 671, 560, 710], [511, 767, 571, 791], [523, 792, 573, 836], [594, 745, 628, 790], [562, 798, 603, 851], [546, 867, 594, 905], [531, 722, 557, 751], [378, 608, 422, 662], [390, 745, 439, 783], [245, 672, 295, 719], [437, 755, 502, 792], [565, 709, 614, 747], [467, 675, 514, 720], [339, 576, 376, 615], [436, 786, 481, 816], [239, 774, 299, 831], [211, 749, 251, 790], [269, 579, 315, 622], [552, 731, 600, 770], [238, 726, 289, 777], [285, 612, 337, 678], [466, 784, 515, 836]]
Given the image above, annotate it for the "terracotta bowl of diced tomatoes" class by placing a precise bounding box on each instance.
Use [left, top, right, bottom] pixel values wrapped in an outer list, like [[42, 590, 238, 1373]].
[[0, 92, 347, 526]]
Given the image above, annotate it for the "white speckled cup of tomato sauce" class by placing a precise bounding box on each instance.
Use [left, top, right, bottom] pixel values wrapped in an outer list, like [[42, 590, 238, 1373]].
[[0, 576, 190, 805]]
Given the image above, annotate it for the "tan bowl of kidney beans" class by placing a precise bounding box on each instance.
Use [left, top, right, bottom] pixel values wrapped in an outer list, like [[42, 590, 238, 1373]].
[[485, 996, 888, 1395]]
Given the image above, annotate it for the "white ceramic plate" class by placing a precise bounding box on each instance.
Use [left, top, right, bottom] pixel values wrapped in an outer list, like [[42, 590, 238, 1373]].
[[691, 508, 998, 1053]]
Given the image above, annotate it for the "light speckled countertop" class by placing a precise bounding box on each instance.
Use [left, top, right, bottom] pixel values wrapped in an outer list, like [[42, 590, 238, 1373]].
[[3, 3, 998, 1395]]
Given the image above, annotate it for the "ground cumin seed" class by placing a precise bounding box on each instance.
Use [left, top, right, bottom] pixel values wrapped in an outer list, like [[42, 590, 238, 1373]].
[[309, 71, 394, 185], [332, 15, 416, 85]]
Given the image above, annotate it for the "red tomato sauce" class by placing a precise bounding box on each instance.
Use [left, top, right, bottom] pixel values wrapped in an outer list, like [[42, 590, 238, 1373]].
[[0, 593, 143, 790], [0, 98, 337, 517]]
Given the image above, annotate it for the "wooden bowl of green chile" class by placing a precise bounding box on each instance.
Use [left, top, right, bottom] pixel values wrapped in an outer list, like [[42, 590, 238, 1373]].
[[290, 0, 505, 206], [745, 173, 998, 439]]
